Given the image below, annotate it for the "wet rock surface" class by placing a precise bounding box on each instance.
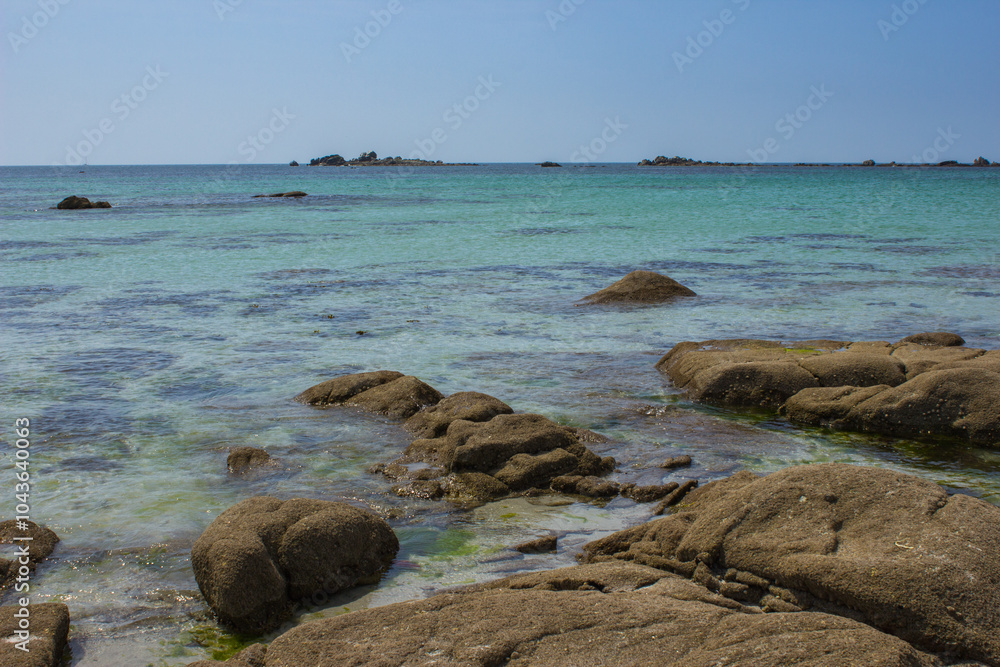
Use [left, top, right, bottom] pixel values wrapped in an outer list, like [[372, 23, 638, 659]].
[[658, 334, 999, 446], [191, 496, 398, 634], [579, 270, 696, 305], [583, 463, 1000, 664], [188, 561, 940, 667], [226, 446, 272, 475], [55, 195, 111, 209], [0, 520, 59, 592]]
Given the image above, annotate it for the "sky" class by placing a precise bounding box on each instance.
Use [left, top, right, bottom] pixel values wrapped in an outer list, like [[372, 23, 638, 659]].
[[1, 0, 998, 165]]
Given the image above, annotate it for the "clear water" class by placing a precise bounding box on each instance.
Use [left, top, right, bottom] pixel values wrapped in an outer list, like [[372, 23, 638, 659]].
[[1, 164, 998, 665]]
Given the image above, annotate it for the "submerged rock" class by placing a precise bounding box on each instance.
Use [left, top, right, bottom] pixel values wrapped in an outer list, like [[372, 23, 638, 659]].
[[579, 270, 696, 305], [583, 463, 1000, 664], [191, 496, 398, 634], [513, 535, 557, 554], [55, 195, 111, 209], [0, 602, 70, 666], [657, 335, 1000, 446], [188, 561, 939, 666], [226, 447, 271, 475]]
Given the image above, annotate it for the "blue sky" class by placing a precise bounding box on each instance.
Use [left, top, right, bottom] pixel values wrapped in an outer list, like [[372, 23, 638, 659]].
[[2, 0, 998, 165]]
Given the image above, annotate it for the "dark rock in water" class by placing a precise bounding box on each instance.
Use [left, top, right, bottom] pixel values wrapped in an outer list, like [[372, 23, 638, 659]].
[[0, 602, 70, 666], [56, 195, 111, 209], [294, 370, 404, 406], [344, 375, 443, 419], [687, 360, 820, 410], [973, 156, 991, 167], [494, 449, 580, 491], [309, 154, 346, 166], [289, 160, 299, 166], [454, 414, 578, 473], [550, 474, 620, 497], [862, 159, 876, 166], [583, 463, 1000, 664], [444, 472, 510, 501], [227, 447, 271, 475], [251, 191, 307, 198], [658, 455, 692, 470], [538, 161, 561, 167], [620, 481, 678, 503], [579, 270, 696, 305], [652, 479, 698, 514], [797, 351, 906, 387], [187, 560, 940, 666], [937, 160, 959, 166], [899, 331, 965, 347], [405, 391, 513, 439], [0, 520, 59, 592], [191, 496, 398, 635], [514, 535, 558, 554]]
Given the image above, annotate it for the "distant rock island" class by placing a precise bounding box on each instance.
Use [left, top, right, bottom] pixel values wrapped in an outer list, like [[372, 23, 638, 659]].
[[306, 151, 476, 167], [639, 155, 996, 167]]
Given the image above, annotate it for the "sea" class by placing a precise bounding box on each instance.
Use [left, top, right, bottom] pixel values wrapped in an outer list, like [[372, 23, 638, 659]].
[[1, 163, 998, 665]]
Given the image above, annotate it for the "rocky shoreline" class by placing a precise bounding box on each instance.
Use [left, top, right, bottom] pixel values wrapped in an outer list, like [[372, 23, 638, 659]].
[[305, 150, 477, 167], [4, 328, 998, 666]]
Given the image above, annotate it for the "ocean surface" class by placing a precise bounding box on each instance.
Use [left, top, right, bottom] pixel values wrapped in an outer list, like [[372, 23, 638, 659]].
[[1, 163, 998, 665]]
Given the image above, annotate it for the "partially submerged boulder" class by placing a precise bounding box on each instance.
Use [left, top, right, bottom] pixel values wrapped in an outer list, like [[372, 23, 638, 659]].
[[657, 336, 1000, 446], [579, 270, 696, 305], [0, 520, 59, 592], [191, 497, 398, 634], [0, 602, 70, 667], [55, 195, 111, 209], [583, 463, 1000, 664], [405, 391, 513, 438], [295, 371, 442, 418], [188, 561, 939, 666], [252, 191, 307, 198], [227, 447, 272, 475]]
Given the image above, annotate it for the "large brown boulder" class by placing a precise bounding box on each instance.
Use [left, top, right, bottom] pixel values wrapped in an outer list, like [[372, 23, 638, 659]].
[[798, 352, 907, 387], [453, 413, 579, 472], [0, 603, 70, 667], [899, 331, 965, 347], [686, 361, 820, 409], [343, 375, 443, 418], [579, 270, 696, 305], [187, 562, 938, 666], [191, 497, 398, 634], [55, 195, 111, 209], [583, 463, 1000, 663], [405, 391, 513, 438], [839, 367, 1000, 444], [294, 370, 403, 405]]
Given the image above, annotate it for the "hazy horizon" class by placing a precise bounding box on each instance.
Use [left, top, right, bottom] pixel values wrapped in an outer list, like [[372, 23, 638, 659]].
[[3, 0, 998, 166]]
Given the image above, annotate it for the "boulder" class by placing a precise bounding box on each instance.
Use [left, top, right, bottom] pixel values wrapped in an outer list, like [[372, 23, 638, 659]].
[[494, 449, 580, 491], [583, 463, 1000, 663], [686, 361, 820, 409], [227, 447, 271, 475], [289, 160, 299, 166], [538, 161, 561, 167], [840, 367, 1000, 444], [405, 391, 513, 438], [513, 535, 557, 554], [187, 561, 939, 666], [579, 270, 696, 305], [797, 351, 907, 387], [294, 370, 403, 406], [659, 455, 692, 469], [55, 195, 111, 209], [862, 159, 876, 166], [191, 496, 398, 634], [0, 520, 59, 592], [443, 472, 510, 501], [453, 413, 578, 473], [890, 343, 984, 378], [343, 375, 443, 418], [0, 603, 70, 667], [898, 331, 965, 347], [781, 384, 889, 426], [973, 156, 991, 167]]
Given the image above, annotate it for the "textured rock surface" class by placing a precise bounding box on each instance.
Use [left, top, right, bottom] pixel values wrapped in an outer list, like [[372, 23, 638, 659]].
[[226, 447, 271, 475], [657, 336, 999, 446], [583, 463, 1000, 664], [0, 520, 59, 592], [188, 562, 938, 667], [579, 270, 696, 305], [405, 391, 513, 438], [55, 195, 111, 209], [191, 497, 398, 634], [0, 603, 70, 667]]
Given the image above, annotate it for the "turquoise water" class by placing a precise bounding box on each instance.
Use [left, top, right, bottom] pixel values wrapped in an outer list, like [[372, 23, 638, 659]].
[[1, 164, 998, 664]]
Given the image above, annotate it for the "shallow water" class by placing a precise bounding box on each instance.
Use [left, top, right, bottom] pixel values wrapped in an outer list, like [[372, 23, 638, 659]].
[[1, 163, 998, 665]]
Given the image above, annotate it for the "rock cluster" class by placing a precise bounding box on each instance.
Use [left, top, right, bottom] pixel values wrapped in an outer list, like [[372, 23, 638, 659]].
[[55, 195, 111, 209], [307, 151, 472, 167], [190, 464, 998, 666], [296, 372, 624, 501], [657, 333, 1000, 447], [191, 497, 398, 634], [578, 270, 696, 305]]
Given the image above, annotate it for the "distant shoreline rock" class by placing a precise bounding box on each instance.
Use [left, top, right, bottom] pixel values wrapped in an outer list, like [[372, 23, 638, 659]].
[[308, 150, 476, 167], [638, 155, 996, 167], [579, 270, 696, 305], [55, 195, 112, 209], [251, 191, 307, 198]]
